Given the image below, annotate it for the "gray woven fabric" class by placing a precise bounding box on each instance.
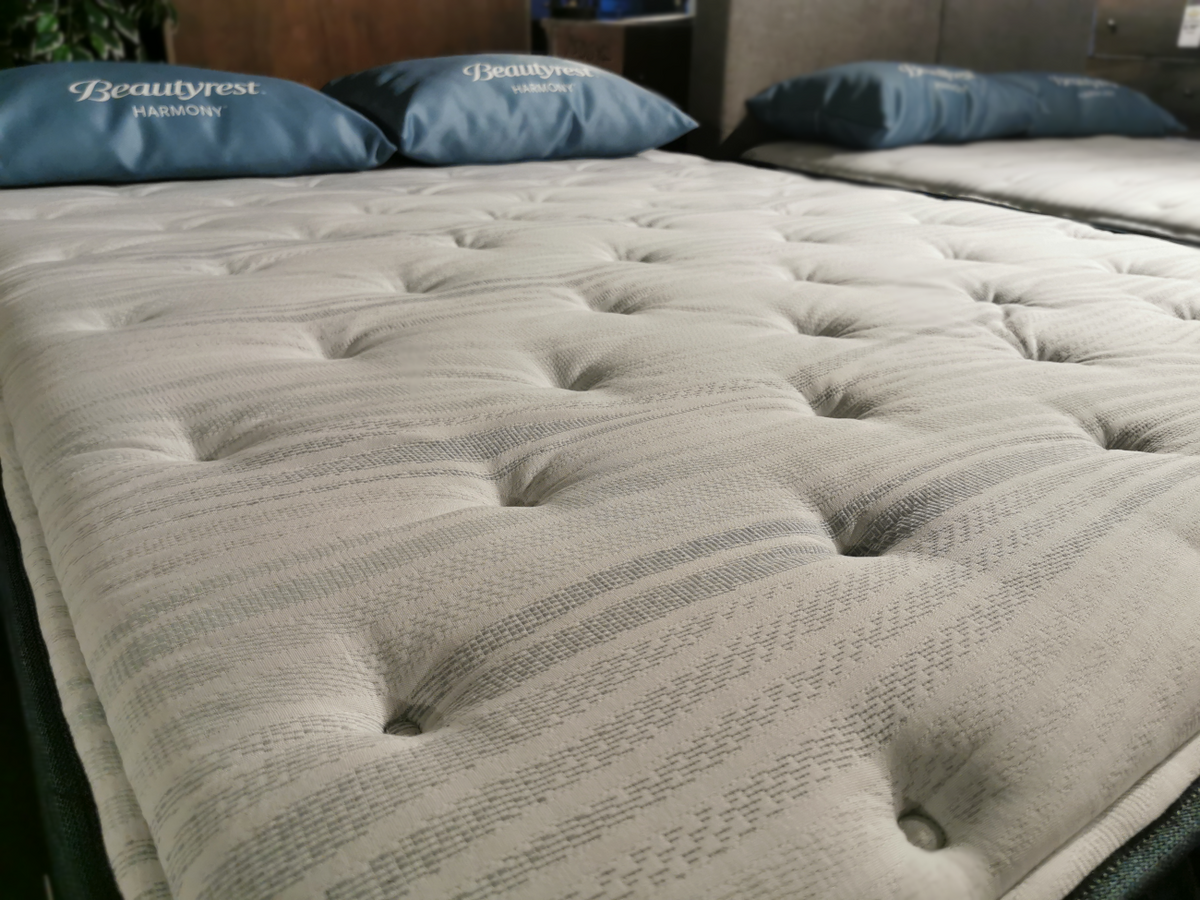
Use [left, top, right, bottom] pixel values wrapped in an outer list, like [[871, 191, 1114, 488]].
[[1, 151, 1200, 900], [744, 137, 1200, 245]]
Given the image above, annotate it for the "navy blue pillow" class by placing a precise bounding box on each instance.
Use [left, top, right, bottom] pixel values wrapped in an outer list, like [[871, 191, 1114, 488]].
[[746, 61, 1035, 150], [993, 73, 1185, 138], [0, 62, 396, 188], [322, 54, 698, 165]]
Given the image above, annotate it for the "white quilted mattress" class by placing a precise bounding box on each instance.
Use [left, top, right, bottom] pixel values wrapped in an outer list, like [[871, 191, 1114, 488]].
[[2, 151, 1200, 900], [744, 136, 1200, 246]]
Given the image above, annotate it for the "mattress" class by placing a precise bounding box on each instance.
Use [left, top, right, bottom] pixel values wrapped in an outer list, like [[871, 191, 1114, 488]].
[[743, 137, 1200, 246], [2, 151, 1200, 900]]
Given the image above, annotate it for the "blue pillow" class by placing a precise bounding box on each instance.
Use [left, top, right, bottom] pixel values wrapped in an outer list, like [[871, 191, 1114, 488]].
[[993, 73, 1185, 138], [322, 54, 697, 165], [0, 62, 396, 188], [746, 61, 1036, 150]]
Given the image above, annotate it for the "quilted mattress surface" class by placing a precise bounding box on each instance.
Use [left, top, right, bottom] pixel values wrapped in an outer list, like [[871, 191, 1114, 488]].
[[744, 137, 1200, 246], [2, 152, 1200, 900]]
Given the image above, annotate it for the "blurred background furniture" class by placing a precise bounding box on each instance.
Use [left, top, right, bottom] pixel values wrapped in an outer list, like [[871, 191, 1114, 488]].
[[541, 13, 691, 110], [166, 0, 531, 88], [1090, 0, 1200, 131]]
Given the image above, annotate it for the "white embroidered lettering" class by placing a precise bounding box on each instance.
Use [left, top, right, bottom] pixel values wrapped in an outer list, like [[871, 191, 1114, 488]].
[[1049, 75, 1112, 89], [461, 61, 594, 82], [511, 82, 575, 94], [69, 79, 111, 102], [898, 63, 975, 81], [132, 105, 146, 117], [71, 79, 255, 103]]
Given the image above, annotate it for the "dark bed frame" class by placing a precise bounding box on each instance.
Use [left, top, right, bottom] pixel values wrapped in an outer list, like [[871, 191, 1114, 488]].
[[1, 470, 121, 900]]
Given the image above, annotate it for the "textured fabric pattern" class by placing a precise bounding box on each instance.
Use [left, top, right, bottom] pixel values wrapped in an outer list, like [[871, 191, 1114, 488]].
[[0, 425, 169, 900], [1, 152, 1200, 900], [744, 136, 1200, 245]]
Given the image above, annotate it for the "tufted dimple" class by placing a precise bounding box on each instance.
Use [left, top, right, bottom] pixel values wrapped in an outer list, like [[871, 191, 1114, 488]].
[[383, 710, 423, 737], [502, 495, 540, 508], [617, 248, 673, 265], [1073, 416, 1168, 454], [839, 540, 881, 558], [599, 298, 643, 315], [1032, 348, 1085, 365], [1102, 427, 1162, 455], [810, 389, 877, 421], [313, 339, 347, 361], [968, 284, 998, 304], [795, 317, 859, 339], [454, 233, 494, 250], [898, 812, 946, 851], [564, 367, 607, 393]]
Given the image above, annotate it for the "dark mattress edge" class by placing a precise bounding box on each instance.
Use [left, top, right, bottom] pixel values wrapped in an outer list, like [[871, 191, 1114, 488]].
[[0, 470, 122, 900]]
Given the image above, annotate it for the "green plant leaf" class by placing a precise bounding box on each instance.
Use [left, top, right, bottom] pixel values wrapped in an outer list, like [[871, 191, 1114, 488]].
[[31, 28, 63, 54], [82, 0, 108, 28], [50, 41, 71, 60], [34, 11, 58, 32], [89, 24, 123, 58], [109, 8, 138, 41], [72, 44, 95, 60]]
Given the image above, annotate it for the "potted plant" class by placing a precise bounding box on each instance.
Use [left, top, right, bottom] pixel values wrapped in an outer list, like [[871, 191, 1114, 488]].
[[0, 0, 176, 67]]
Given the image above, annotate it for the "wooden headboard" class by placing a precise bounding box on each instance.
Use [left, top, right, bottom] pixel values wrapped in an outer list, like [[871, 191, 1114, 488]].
[[167, 0, 531, 89], [690, 0, 1097, 157]]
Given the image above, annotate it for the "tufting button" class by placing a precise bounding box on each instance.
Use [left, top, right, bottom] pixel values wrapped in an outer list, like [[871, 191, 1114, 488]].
[[384, 713, 422, 737], [898, 811, 945, 851], [566, 368, 606, 392], [504, 496, 538, 508]]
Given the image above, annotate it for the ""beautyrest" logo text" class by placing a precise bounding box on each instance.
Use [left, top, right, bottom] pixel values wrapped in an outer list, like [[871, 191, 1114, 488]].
[[461, 62, 595, 82], [897, 64, 976, 81], [69, 79, 262, 102]]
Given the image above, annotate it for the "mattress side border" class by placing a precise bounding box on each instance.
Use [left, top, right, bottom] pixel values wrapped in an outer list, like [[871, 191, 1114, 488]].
[[0, 406, 171, 900]]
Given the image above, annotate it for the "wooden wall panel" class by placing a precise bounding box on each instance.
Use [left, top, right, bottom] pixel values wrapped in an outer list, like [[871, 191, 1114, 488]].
[[169, 0, 531, 88]]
